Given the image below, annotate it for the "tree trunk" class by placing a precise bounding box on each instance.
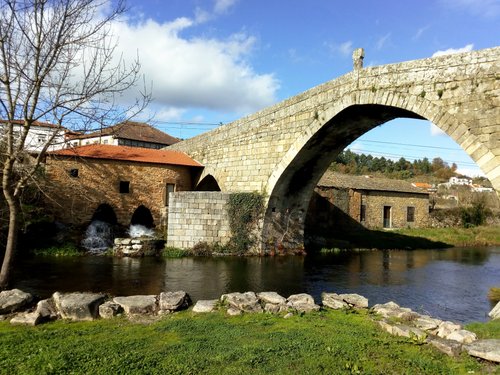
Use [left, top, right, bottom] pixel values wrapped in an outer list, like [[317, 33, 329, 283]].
[[0, 192, 19, 290]]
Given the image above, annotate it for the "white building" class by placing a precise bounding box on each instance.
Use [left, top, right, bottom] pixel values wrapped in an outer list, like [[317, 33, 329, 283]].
[[448, 176, 473, 186], [0, 120, 66, 153]]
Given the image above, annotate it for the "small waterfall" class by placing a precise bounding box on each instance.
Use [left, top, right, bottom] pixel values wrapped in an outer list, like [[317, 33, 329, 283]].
[[128, 224, 155, 238], [81, 220, 113, 253]]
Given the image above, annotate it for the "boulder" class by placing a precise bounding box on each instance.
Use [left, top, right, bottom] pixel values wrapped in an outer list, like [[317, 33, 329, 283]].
[[53, 292, 105, 321], [159, 291, 191, 312], [10, 312, 42, 326], [446, 329, 477, 344], [391, 324, 427, 341], [488, 301, 500, 320], [35, 299, 58, 321], [192, 299, 218, 313], [413, 315, 442, 331], [227, 306, 242, 316], [376, 320, 395, 335], [287, 293, 320, 313], [257, 292, 286, 305], [321, 293, 349, 310], [434, 321, 462, 339], [465, 339, 500, 363], [221, 292, 263, 313], [372, 301, 418, 320], [113, 295, 157, 315], [338, 293, 369, 308], [99, 301, 123, 319], [427, 336, 463, 357], [0, 289, 33, 314], [264, 303, 288, 314]]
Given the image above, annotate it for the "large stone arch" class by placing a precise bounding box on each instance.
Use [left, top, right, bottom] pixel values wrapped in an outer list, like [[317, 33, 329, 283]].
[[261, 92, 490, 251]]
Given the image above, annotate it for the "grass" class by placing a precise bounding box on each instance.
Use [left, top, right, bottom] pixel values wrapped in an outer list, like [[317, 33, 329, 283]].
[[395, 225, 500, 247], [466, 319, 500, 340], [32, 244, 84, 257], [0, 309, 492, 374], [162, 246, 189, 258]]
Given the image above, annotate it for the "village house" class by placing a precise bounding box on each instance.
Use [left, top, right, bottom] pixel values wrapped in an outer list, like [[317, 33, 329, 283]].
[[66, 121, 180, 150], [44, 144, 203, 229], [307, 171, 430, 234], [0, 119, 67, 153]]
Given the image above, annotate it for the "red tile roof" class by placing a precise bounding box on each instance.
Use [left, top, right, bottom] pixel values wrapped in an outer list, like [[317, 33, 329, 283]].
[[66, 121, 180, 146], [49, 144, 203, 167]]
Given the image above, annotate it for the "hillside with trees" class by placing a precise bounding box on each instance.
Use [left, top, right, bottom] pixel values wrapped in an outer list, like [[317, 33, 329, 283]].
[[329, 149, 471, 183]]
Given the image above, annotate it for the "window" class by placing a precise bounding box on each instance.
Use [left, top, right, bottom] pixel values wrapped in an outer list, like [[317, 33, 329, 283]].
[[69, 169, 79, 178], [37, 135, 47, 143], [103, 139, 108, 144], [165, 183, 175, 206], [360, 204, 366, 222], [407, 206, 415, 222], [119, 181, 130, 193]]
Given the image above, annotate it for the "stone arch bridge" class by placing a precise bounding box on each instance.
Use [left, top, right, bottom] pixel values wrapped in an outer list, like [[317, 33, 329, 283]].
[[169, 47, 500, 251]]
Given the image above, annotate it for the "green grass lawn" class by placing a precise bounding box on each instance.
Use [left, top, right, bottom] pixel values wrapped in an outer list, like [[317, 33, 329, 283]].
[[0, 310, 495, 375]]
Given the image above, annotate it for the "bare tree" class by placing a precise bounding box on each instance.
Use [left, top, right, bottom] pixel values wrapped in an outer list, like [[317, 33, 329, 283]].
[[0, 0, 148, 288]]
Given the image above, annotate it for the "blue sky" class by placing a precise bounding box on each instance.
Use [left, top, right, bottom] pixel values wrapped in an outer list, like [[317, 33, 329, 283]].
[[112, 0, 499, 177]]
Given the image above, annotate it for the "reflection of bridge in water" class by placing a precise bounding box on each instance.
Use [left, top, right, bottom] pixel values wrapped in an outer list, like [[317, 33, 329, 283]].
[[170, 47, 500, 252]]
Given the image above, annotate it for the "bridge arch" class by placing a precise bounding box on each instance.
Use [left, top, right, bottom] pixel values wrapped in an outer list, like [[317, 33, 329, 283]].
[[262, 94, 489, 251]]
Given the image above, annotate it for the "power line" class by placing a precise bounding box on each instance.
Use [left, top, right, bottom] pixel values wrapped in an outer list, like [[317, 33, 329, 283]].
[[359, 139, 463, 151]]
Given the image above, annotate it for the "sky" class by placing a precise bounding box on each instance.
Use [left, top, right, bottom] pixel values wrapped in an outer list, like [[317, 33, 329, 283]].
[[109, 0, 499, 177]]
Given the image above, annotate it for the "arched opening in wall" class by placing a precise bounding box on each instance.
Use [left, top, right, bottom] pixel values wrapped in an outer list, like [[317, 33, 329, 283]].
[[196, 174, 221, 191], [91, 203, 117, 225], [264, 104, 497, 253], [131, 205, 155, 228]]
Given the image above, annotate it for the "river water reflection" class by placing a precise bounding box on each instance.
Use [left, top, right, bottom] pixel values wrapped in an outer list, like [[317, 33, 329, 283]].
[[12, 246, 500, 323]]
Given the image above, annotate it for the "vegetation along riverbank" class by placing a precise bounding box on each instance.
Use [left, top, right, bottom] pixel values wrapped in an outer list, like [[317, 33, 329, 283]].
[[1, 309, 499, 374]]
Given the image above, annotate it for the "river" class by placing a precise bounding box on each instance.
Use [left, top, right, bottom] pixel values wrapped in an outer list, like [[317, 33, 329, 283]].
[[11, 246, 500, 323]]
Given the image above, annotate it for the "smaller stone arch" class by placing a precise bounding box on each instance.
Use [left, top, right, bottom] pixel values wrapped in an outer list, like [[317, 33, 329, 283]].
[[196, 174, 221, 191], [131, 205, 155, 228], [91, 203, 117, 225]]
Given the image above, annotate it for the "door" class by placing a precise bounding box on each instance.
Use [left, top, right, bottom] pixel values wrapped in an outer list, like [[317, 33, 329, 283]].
[[383, 206, 391, 228]]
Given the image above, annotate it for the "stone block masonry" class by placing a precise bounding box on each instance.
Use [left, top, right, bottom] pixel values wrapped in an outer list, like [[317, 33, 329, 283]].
[[167, 192, 231, 249]]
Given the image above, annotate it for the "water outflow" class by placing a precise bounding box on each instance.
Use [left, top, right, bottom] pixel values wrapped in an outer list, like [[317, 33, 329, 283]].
[[128, 224, 155, 238], [81, 220, 113, 253]]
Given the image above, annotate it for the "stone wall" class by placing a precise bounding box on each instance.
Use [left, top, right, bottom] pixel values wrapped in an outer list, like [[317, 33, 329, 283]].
[[307, 187, 429, 233], [44, 157, 196, 227], [166, 192, 231, 249], [363, 191, 429, 229]]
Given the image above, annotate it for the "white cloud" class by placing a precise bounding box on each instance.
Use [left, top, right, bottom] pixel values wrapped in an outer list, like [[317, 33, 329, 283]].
[[430, 123, 446, 136], [432, 44, 474, 57], [350, 141, 364, 153], [338, 41, 354, 57], [413, 25, 430, 40], [440, 0, 500, 18], [214, 0, 239, 14], [326, 40, 354, 57], [375, 33, 391, 50], [111, 15, 279, 114], [455, 166, 486, 178]]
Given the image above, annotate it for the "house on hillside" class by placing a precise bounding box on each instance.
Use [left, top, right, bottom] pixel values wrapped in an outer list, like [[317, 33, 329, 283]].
[[66, 121, 180, 150], [307, 172, 430, 233], [0, 119, 66, 153], [45, 144, 203, 229]]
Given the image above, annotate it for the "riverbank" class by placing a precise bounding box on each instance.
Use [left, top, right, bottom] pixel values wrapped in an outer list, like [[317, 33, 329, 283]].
[[0, 309, 497, 374], [394, 225, 500, 248], [319, 224, 500, 251]]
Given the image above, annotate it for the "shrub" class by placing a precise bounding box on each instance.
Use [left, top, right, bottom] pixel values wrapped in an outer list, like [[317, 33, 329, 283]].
[[226, 192, 265, 254], [461, 199, 490, 227], [162, 247, 188, 258]]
